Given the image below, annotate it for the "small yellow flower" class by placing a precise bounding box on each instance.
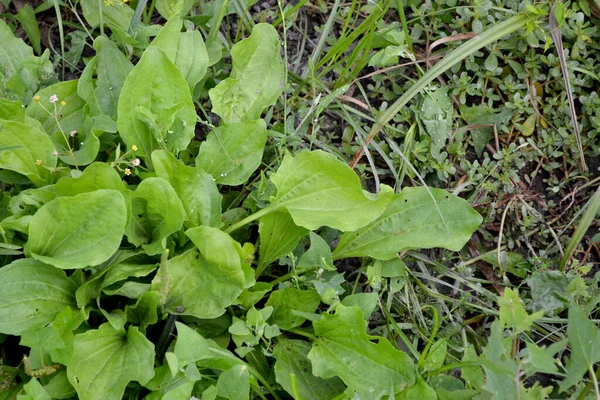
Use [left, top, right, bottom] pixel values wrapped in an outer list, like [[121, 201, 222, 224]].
[[60, 101, 66, 106], [124, 168, 132, 176], [131, 145, 138, 151], [35, 160, 42, 165], [34, 95, 40, 102]]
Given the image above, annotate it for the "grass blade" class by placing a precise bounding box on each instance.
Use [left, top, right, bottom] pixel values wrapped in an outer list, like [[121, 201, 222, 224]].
[[560, 186, 600, 271], [549, 4, 587, 172]]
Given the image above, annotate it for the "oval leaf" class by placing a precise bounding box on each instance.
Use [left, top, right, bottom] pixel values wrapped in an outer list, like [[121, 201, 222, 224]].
[[152, 150, 222, 228], [333, 187, 482, 260], [125, 177, 184, 255], [196, 120, 267, 185], [117, 46, 196, 165], [150, 13, 208, 92], [78, 36, 133, 120], [0, 259, 77, 335], [0, 119, 56, 186], [151, 248, 245, 319], [209, 23, 284, 123], [258, 211, 308, 270], [25, 189, 127, 269], [270, 150, 393, 231]]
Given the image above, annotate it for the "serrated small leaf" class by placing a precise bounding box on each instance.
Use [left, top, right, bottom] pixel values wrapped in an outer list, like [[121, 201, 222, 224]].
[[498, 288, 543, 334]]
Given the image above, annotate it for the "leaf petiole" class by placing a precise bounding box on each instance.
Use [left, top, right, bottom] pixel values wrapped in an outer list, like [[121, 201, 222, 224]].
[[223, 205, 277, 234]]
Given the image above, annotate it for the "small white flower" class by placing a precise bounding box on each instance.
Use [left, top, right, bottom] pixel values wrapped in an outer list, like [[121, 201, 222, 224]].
[[52, 150, 58, 156], [131, 158, 141, 167], [69, 130, 77, 137], [49, 94, 58, 104]]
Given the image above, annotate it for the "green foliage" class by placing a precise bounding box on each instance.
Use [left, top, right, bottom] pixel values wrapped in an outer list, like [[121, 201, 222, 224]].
[[0, 2, 598, 399]]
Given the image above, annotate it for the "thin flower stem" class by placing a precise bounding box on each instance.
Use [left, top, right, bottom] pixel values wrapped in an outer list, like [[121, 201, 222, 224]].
[[37, 101, 79, 169]]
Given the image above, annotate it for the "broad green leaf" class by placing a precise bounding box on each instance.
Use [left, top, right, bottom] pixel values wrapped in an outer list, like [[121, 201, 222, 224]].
[[196, 120, 268, 185], [341, 293, 378, 319], [55, 162, 128, 198], [333, 187, 482, 260], [150, 13, 208, 92], [152, 150, 222, 228], [270, 150, 393, 231], [26, 80, 99, 166], [308, 305, 415, 396], [560, 303, 600, 391], [186, 225, 244, 271], [0, 19, 32, 80], [423, 339, 448, 373], [125, 291, 160, 329], [173, 322, 244, 370], [274, 338, 345, 400], [498, 288, 543, 334], [209, 23, 284, 123], [0, 119, 56, 186], [25, 190, 127, 269], [27, 80, 85, 136], [397, 376, 437, 399], [74, 251, 146, 307], [297, 232, 335, 271], [0, 20, 55, 102], [217, 365, 250, 400], [23, 378, 51, 400], [44, 370, 77, 399], [67, 323, 155, 400], [258, 211, 308, 270], [80, 0, 134, 32], [117, 47, 196, 165], [151, 248, 245, 318], [265, 287, 321, 330], [16, 5, 41, 55], [0, 97, 25, 121], [125, 177, 185, 255], [156, 0, 195, 19], [20, 306, 79, 363], [0, 259, 76, 335], [78, 36, 133, 120], [526, 270, 570, 315], [430, 376, 479, 400]]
